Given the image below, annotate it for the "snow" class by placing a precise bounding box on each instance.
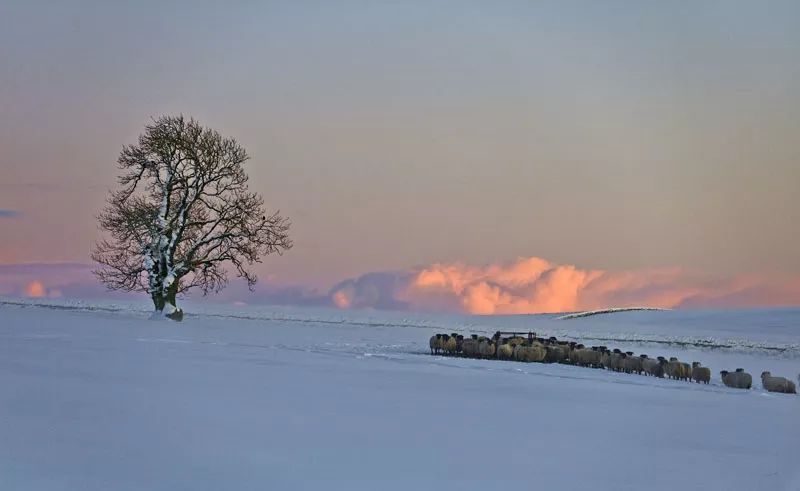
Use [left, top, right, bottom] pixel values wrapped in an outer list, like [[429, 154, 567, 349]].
[[556, 306, 670, 319], [0, 300, 798, 490]]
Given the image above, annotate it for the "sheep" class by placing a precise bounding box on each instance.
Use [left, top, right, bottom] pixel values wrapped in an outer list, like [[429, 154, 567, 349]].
[[586, 347, 604, 368], [545, 344, 567, 364], [558, 341, 573, 357], [691, 362, 711, 384], [508, 336, 527, 347], [760, 371, 797, 394], [642, 356, 666, 378], [513, 344, 546, 363], [529, 344, 547, 363], [443, 334, 458, 355], [607, 352, 623, 371], [570, 346, 586, 366], [498, 339, 514, 360], [680, 362, 692, 381], [565, 342, 578, 363], [455, 334, 464, 354], [478, 338, 496, 359], [623, 352, 643, 375], [429, 334, 443, 355], [665, 358, 681, 380], [720, 369, 752, 390], [572, 346, 602, 368], [603, 349, 622, 372], [600, 350, 611, 368], [461, 337, 479, 358], [512, 344, 525, 362], [666, 357, 691, 381]]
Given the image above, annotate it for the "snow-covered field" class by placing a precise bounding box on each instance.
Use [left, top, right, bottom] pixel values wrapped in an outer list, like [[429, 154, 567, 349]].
[[1, 299, 798, 490]]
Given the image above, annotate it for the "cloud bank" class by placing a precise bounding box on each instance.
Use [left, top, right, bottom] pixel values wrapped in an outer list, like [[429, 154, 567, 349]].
[[327, 257, 800, 314], [0, 263, 102, 299], [2, 257, 798, 314]]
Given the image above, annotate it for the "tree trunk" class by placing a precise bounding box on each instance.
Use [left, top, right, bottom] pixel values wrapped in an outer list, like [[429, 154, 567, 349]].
[[150, 283, 183, 322], [164, 284, 183, 321], [151, 292, 165, 312]]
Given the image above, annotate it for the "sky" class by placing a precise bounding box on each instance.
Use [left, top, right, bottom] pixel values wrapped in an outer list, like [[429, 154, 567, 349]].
[[1, 1, 799, 313]]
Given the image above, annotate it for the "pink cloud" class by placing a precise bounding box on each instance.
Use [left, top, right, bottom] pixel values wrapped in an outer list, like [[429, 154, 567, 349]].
[[329, 257, 800, 314], [24, 280, 46, 298]]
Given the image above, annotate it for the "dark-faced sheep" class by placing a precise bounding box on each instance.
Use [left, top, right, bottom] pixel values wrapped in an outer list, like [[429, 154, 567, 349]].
[[462, 337, 479, 358], [623, 352, 643, 375], [429, 334, 443, 355], [761, 371, 797, 394], [508, 336, 526, 347], [642, 357, 666, 378], [691, 362, 711, 384], [513, 344, 546, 363], [442, 335, 458, 355], [720, 369, 752, 389], [478, 338, 496, 358], [545, 345, 567, 364], [666, 358, 690, 381]]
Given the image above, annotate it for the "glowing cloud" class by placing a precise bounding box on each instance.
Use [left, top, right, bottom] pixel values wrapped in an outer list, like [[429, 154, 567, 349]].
[[328, 257, 800, 314], [24, 280, 46, 298]]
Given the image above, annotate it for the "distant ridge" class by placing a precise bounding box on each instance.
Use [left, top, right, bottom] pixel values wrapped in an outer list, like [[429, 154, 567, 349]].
[[557, 307, 669, 320]]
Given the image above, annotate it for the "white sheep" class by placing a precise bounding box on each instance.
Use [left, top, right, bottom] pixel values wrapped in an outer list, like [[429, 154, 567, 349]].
[[642, 356, 666, 378], [498, 340, 514, 360], [429, 334, 442, 355], [720, 369, 752, 389], [761, 371, 797, 394], [513, 344, 546, 362], [478, 338, 496, 358], [444, 334, 458, 355], [461, 336, 479, 358], [680, 362, 692, 381], [666, 358, 691, 381], [623, 352, 643, 375], [691, 362, 711, 384], [545, 344, 567, 363]]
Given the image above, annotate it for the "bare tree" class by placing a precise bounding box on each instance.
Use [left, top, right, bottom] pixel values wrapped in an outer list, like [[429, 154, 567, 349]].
[[92, 115, 291, 320]]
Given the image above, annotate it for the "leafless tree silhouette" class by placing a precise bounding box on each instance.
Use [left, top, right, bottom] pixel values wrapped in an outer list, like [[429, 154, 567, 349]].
[[92, 115, 291, 320]]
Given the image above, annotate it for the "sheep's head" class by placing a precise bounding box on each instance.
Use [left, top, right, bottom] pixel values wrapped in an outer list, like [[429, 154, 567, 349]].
[[692, 362, 700, 367], [720, 370, 729, 377], [761, 371, 771, 379]]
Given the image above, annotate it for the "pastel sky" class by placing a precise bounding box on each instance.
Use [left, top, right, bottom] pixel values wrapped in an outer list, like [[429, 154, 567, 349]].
[[1, 1, 799, 312]]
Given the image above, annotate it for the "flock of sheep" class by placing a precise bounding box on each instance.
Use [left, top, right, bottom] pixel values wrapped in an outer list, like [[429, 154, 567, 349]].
[[428, 332, 797, 394]]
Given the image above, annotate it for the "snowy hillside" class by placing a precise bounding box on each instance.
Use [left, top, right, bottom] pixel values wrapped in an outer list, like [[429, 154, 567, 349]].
[[0, 299, 798, 490]]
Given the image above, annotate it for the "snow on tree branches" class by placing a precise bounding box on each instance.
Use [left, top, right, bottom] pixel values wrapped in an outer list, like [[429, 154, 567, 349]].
[[92, 115, 292, 320]]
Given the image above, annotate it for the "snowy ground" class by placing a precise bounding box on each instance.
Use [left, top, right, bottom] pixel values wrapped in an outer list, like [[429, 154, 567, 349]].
[[0, 299, 798, 490]]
